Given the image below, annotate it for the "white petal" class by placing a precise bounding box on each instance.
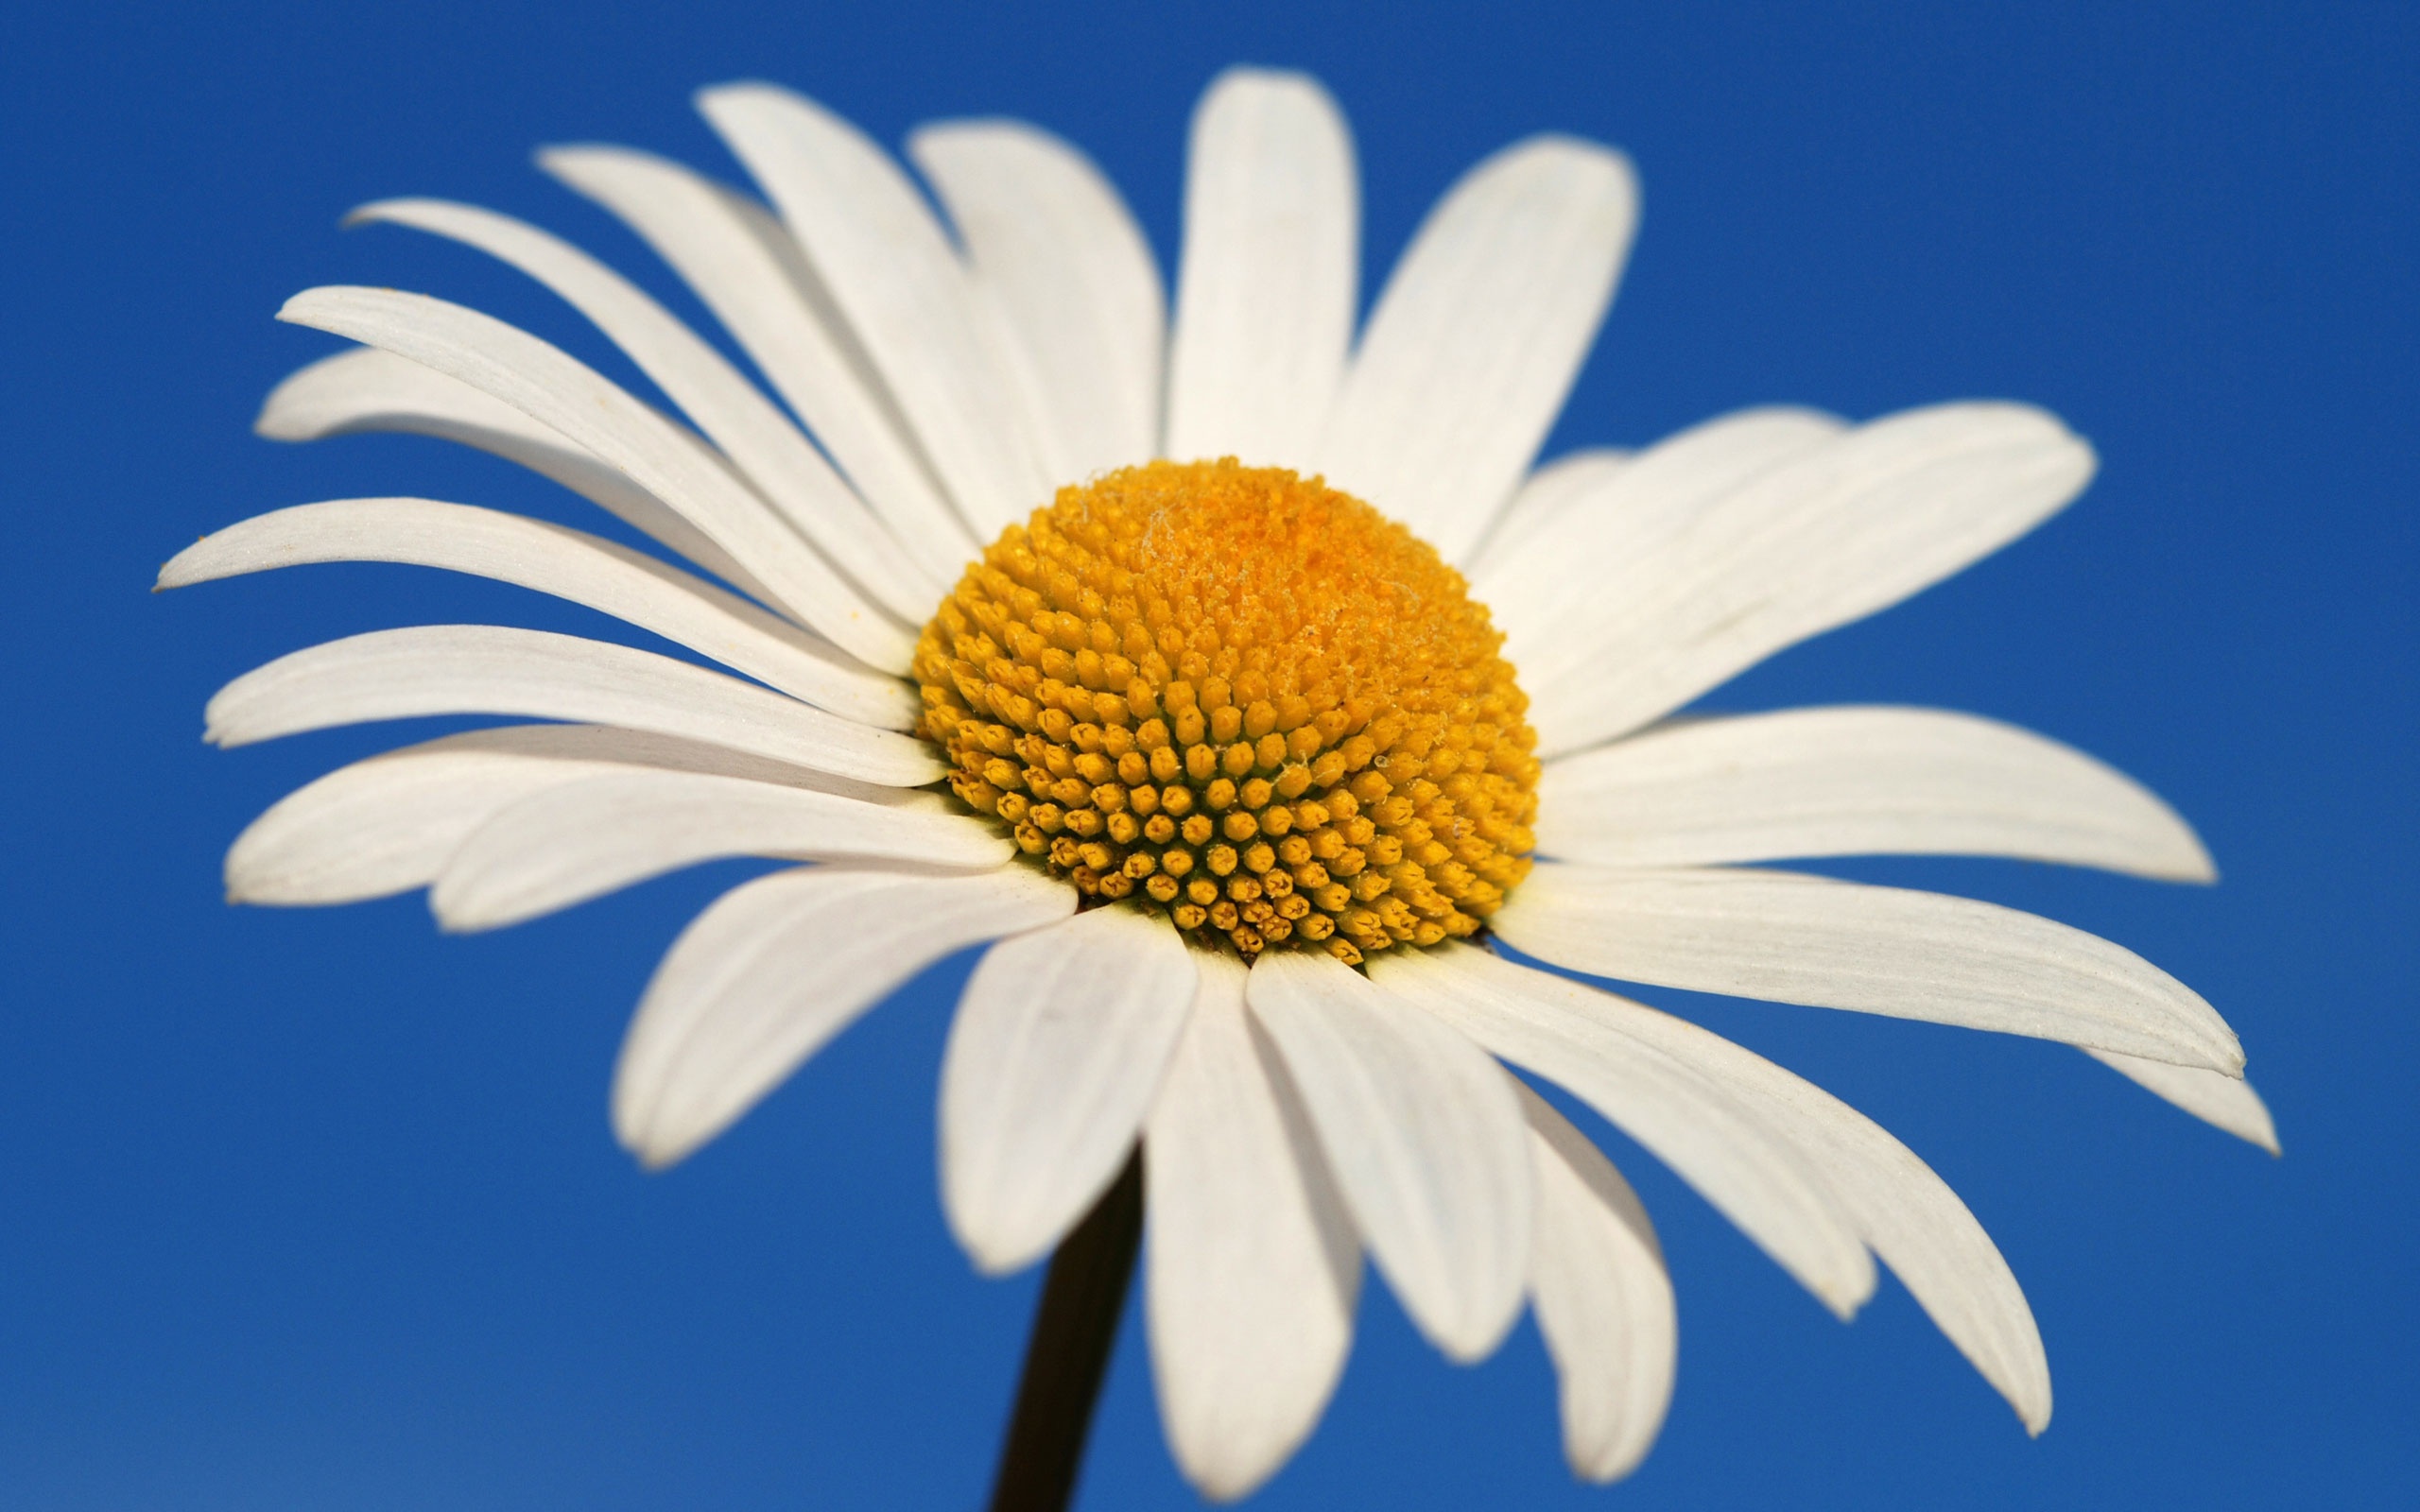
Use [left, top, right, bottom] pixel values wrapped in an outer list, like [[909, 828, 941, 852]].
[[225, 723, 909, 905], [1514, 1083, 1676, 1484], [204, 625, 940, 787], [1478, 405, 1845, 669], [1163, 69, 1357, 467], [351, 198, 940, 621], [1371, 944, 1874, 1317], [698, 83, 1053, 539], [1245, 949, 1530, 1362], [614, 865, 1074, 1167], [277, 285, 916, 673], [429, 768, 1005, 931], [257, 346, 776, 602], [159, 498, 913, 727], [909, 120, 1165, 481], [2087, 1049, 2280, 1154], [538, 146, 981, 583], [1569, 978, 2054, 1433], [1538, 705, 2216, 881], [1517, 402, 2097, 756], [1145, 952, 1359, 1503], [1494, 863, 2243, 1072], [1461, 446, 1629, 581], [940, 906, 1199, 1273], [1319, 136, 1637, 561]]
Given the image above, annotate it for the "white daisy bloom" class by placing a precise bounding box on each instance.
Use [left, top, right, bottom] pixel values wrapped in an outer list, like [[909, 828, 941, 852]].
[[166, 66, 2275, 1503]]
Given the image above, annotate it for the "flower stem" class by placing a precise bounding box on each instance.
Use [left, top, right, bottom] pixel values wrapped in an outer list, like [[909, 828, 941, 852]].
[[986, 1146, 1146, 1512]]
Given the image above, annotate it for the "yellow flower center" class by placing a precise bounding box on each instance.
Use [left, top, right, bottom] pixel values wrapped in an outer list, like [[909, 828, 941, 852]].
[[913, 459, 1537, 963]]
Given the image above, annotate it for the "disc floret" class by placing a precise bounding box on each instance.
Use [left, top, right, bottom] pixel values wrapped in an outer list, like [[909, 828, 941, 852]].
[[914, 459, 1537, 963]]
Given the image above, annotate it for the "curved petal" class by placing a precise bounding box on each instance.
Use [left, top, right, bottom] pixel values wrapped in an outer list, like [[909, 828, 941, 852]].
[[429, 768, 1006, 931], [698, 82, 1053, 539], [1478, 405, 1845, 666], [277, 285, 916, 673], [909, 119, 1165, 481], [256, 346, 775, 601], [204, 625, 940, 786], [225, 724, 908, 906], [351, 198, 939, 620], [1515, 1083, 1676, 1485], [1164, 68, 1357, 467], [1561, 976, 2055, 1434], [1462, 446, 1629, 581], [1494, 863, 2243, 1072], [940, 905, 1199, 1273], [159, 498, 911, 725], [1537, 705, 2215, 881], [614, 864, 1074, 1168], [1319, 135, 1638, 562], [538, 145, 980, 580], [2087, 1049, 2280, 1154], [1371, 944, 1875, 1317], [1145, 952, 1359, 1503], [1246, 949, 1530, 1362], [1518, 403, 2096, 755]]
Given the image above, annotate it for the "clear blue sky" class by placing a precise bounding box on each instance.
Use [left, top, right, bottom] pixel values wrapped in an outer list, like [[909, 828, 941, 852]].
[[2, 2, 2411, 1507]]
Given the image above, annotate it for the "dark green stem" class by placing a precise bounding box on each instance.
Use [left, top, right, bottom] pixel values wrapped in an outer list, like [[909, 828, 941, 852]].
[[986, 1146, 1145, 1512]]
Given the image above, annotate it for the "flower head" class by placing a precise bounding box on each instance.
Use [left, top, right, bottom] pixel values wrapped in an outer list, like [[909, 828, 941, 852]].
[[920, 458, 1536, 960], [167, 65, 2270, 1502]]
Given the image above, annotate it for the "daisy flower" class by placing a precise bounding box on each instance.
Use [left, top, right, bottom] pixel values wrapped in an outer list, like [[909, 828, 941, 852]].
[[166, 66, 2273, 1503]]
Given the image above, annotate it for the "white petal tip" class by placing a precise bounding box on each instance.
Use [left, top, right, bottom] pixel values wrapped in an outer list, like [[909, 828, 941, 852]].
[[1568, 1450, 1651, 1486], [958, 1230, 1045, 1279], [153, 550, 197, 590], [1519, 130, 1639, 188], [253, 396, 314, 441], [1436, 1334, 1503, 1367], [1189, 1478, 1254, 1505], [612, 1105, 697, 1171], [1206, 63, 1334, 96], [2001, 1370, 2052, 1436], [2220, 1089, 2282, 1155], [2071, 429, 2100, 475], [428, 890, 510, 935], [630, 1143, 685, 1175], [156, 548, 206, 592], [1426, 1298, 1525, 1366], [1813, 1258, 1879, 1322], [2151, 826, 2221, 885], [943, 1189, 1055, 1279], [1183, 1456, 1291, 1504], [693, 79, 793, 124]]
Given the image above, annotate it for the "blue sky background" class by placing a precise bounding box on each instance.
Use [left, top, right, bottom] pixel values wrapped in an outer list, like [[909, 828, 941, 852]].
[[2, 2, 2412, 1507]]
